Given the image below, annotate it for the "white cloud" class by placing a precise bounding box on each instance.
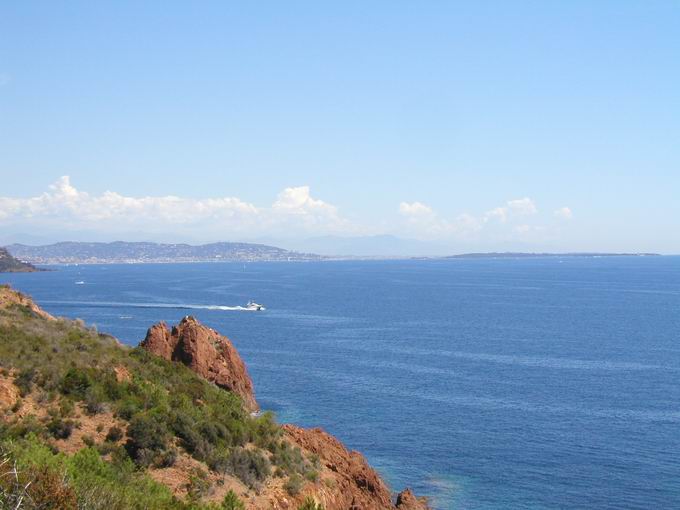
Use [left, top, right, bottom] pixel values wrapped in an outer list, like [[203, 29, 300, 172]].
[[273, 186, 338, 217], [484, 197, 537, 223], [397, 201, 482, 239], [554, 206, 573, 220], [507, 197, 538, 215], [0, 177, 569, 248], [0, 176, 349, 237], [484, 206, 509, 223], [396, 197, 549, 242], [398, 201, 434, 217]]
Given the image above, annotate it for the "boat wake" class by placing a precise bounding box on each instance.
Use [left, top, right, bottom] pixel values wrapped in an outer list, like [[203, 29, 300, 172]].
[[42, 300, 260, 312]]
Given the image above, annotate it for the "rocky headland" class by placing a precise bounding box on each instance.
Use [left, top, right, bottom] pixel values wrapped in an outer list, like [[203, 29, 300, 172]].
[[0, 284, 428, 509], [0, 247, 42, 273]]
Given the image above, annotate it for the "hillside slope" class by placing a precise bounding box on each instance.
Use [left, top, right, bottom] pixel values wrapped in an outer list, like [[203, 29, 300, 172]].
[[0, 247, 41, 273], [0, 285, 428, 509]]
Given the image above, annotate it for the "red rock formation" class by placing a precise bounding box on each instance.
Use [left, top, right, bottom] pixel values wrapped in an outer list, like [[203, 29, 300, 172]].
[[140, 316, 258, 412], [283, 424, 395, 510], [141, 316, 431, 509], [396, 489, 430, 510]]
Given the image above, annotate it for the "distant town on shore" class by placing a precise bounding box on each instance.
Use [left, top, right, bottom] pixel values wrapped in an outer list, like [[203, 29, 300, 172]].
[[1, 241, 662, 267]]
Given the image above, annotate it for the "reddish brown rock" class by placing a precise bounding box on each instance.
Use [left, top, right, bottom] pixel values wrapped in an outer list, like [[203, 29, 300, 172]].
[[0, 375, 19, 410], [140, 316, 258, 412], [396, 489, 430, 510], [113, 365, 132, 383], [283, 424, 394, 510]]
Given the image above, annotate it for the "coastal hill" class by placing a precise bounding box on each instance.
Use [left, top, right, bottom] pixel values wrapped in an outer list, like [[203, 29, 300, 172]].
[[0, 247, 42, 273], [6, 241, 322, 265], [0, 284, 428, 509]]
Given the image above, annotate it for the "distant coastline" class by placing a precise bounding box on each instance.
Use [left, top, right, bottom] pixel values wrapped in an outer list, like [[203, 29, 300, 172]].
[[3, 242, 664, 266], [6, 241, 322, 265], [445, 252, 661, 259]]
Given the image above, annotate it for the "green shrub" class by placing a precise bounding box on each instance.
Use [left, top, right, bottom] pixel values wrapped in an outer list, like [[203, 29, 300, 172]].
[[105, 425, 124, 442], [284, 473, 304, 496], [14, 368, 35, 396], [298, 496, 324, 510], [221, 489, 245, 510], [270, 439, 314, 477], [60, 367, 92, 398], [124, 413, 171, 467], [47, 417, 75, 439], [227, 447, 271, 488], [0, 437, 195, 510], [7, 415, 45, 439], [154, 447, 178, 468], [186, 468, 211, 501], [85, 385, 108, 414], [59, 397, 75, 417], [207, 450, 231, 473]]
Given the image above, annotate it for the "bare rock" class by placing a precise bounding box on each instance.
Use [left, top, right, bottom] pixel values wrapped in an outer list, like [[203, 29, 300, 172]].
[[140, 316, 258, 412], [283, 424, 394, 509], [396, 489, 430, 510]]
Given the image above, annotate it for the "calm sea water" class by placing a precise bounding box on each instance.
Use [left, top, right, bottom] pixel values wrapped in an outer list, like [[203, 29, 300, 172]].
[[3, 258, 680, 509]]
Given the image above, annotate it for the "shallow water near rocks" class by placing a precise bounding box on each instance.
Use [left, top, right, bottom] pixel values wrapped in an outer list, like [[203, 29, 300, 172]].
[[4, 257, 680, 509]]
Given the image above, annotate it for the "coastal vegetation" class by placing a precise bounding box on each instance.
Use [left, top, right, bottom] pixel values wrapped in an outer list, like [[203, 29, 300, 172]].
[[0, 286, 319, 508], [0, 284, 425, 509]]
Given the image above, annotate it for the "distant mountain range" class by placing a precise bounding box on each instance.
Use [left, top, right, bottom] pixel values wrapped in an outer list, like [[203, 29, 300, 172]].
[[6, 241, 322, 264], [0, 247, 42, 272]]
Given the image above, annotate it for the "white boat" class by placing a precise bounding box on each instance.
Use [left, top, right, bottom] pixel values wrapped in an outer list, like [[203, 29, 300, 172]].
[[245, 300, 265, 311]]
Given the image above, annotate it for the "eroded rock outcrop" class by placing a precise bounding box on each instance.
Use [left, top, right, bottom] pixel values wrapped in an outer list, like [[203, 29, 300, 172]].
[[141, 316, 430, 509], [141, 316, 258, 412], [283, 424, 395, 509], [396, 489, 430, 510]]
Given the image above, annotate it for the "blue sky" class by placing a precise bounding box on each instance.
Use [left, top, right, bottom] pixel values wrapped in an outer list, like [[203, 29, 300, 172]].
[[1, 2, 679, 253]]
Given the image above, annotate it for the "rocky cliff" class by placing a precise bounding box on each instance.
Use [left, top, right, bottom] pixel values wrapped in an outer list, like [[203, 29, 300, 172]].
[[140, 315, 428, 509], [141, 316, 259, 413], [283, 424, 394, 509]]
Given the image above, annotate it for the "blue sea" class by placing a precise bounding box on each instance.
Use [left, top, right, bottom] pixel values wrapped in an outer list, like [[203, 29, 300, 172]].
[[3, 257, 680, 509]]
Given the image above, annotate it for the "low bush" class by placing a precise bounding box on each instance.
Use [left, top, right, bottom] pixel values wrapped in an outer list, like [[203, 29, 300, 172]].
[[284, 473, 304, 496], [14, 368, 35, 396], [105, 425, 124, 442], [47, 417, 75, 439], [60, 367, 92, 398], [221, 489, 245, 510], [298, 496, 325, 510], [85, 385, 108, 414], [227, 447, 271, 488], [186, 468, 211, 502], [124, 413, 171, 467]]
